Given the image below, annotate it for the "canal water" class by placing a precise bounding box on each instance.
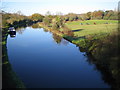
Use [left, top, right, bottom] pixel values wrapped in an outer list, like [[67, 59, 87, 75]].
[[7, 26, 110, 88]]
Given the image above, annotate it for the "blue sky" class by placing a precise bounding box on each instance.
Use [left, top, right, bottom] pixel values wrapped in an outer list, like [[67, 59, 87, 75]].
[[1, 0, 119, 16]]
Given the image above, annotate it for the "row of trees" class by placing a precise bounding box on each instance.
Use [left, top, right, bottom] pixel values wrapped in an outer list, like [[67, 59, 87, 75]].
[[2, 9, 118, 29], [1, 11, 74, 36], [63, 10, 118, 21], [2, 11, 30, 28], [36, 10, 118, 31], [42, 15, 74, 36], [1, 11, 45, 28]]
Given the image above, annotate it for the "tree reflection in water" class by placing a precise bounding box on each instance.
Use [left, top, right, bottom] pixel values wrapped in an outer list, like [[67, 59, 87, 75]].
[[3, 29, 25, 88], [78, 33, 120, 89], [52, 34, 62, 44], [52, 33, 69, 45], [15, 27, 26, 34], [43, 28, 49, 32], [31, 23, 41, 29], [6, 24, 120, 88], [9, 31, 16, 38]]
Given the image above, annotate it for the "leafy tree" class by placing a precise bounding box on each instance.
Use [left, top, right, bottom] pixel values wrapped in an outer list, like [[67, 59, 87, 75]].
[[104, 10, 118, 20], [2, 11, 32, 28], [67, 13, 78, 21], [77, 15, 83, 20], [2, 13, 11, 28], [30, 13, 44, 22], [52, 16, 65, 30], [86, 12, 92, 20], [79, 14, 88, 20], [92, 10, 104, 19], [64, 16, 69, 21], [69, 17, 74, 21], [43, 16, 51, 26]]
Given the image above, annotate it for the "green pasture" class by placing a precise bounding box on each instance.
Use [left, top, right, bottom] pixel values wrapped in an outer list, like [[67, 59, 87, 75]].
[[65, 20, 118, 37]]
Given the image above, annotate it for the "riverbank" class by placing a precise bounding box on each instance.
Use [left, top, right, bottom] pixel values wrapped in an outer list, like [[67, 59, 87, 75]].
[[64, 20, 119, 55], [2, 19, 46, 88], [39, 22, 74, 37], [2, 19, 45, 88], [2, 20, 39, 88], [2, 28, 25, 89], [38, 20, 120, 88], [38, 20, 118, 53], [39, 22, 119, 62]]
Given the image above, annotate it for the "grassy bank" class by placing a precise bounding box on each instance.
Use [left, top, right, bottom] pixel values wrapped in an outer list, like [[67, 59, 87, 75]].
[[38, 22, 73, 37], [64, 20, 119, 52], [39, 20, 118, 48], [64, 20, 118, 52], [39, 19, 119, 67], [39, 20, 120, 89], [65, 20, 120, 88]]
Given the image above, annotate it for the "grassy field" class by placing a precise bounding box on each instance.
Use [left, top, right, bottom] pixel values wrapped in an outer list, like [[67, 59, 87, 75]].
[[65, 20, 118, 37]]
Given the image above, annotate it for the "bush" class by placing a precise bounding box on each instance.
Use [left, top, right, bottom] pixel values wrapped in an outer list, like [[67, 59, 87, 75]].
[[52, 23, 59, 30], [43, 16, 51, 26]]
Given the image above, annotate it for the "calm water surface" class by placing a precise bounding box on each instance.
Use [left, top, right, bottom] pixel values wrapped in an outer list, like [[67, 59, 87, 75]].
[[7, 27, 110, 88]]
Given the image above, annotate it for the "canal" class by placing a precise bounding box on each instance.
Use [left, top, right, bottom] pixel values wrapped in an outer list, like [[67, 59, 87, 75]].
[[7, 26, 110, 88]]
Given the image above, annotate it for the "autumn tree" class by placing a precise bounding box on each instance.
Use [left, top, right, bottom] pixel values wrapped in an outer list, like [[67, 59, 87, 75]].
[[52, 16, 65, 30], [104, 10, 118, 20], [43, 16, 51, 26], [30, 13, 44, 22], [86, 12, 92, 20], [92, 10, 104, 19]]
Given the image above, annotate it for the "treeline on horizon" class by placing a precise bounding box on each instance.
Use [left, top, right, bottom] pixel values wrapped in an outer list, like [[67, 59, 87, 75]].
[[1, 9, 118, 29]]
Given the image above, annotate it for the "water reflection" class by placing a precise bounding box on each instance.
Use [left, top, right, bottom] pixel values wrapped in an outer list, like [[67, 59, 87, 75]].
[[52, 33, 69, 45], [85, 52, 120, 89], [52, 34, 62, 44], [43, 28, 49, 32], [31, 23, 41, 29], [3, 29, 25, 88], [8, 26, 27, 37], [14, 21, 35, 33], [9, 31, 16, 38], [7, 24, 119, 88], [78, 35, 120, 89], [16, 27, 26, 34]]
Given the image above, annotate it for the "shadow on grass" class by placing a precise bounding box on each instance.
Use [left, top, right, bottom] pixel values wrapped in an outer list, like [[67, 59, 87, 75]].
[[72, 29, 84, 32], [63, 35, 85, 42]]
